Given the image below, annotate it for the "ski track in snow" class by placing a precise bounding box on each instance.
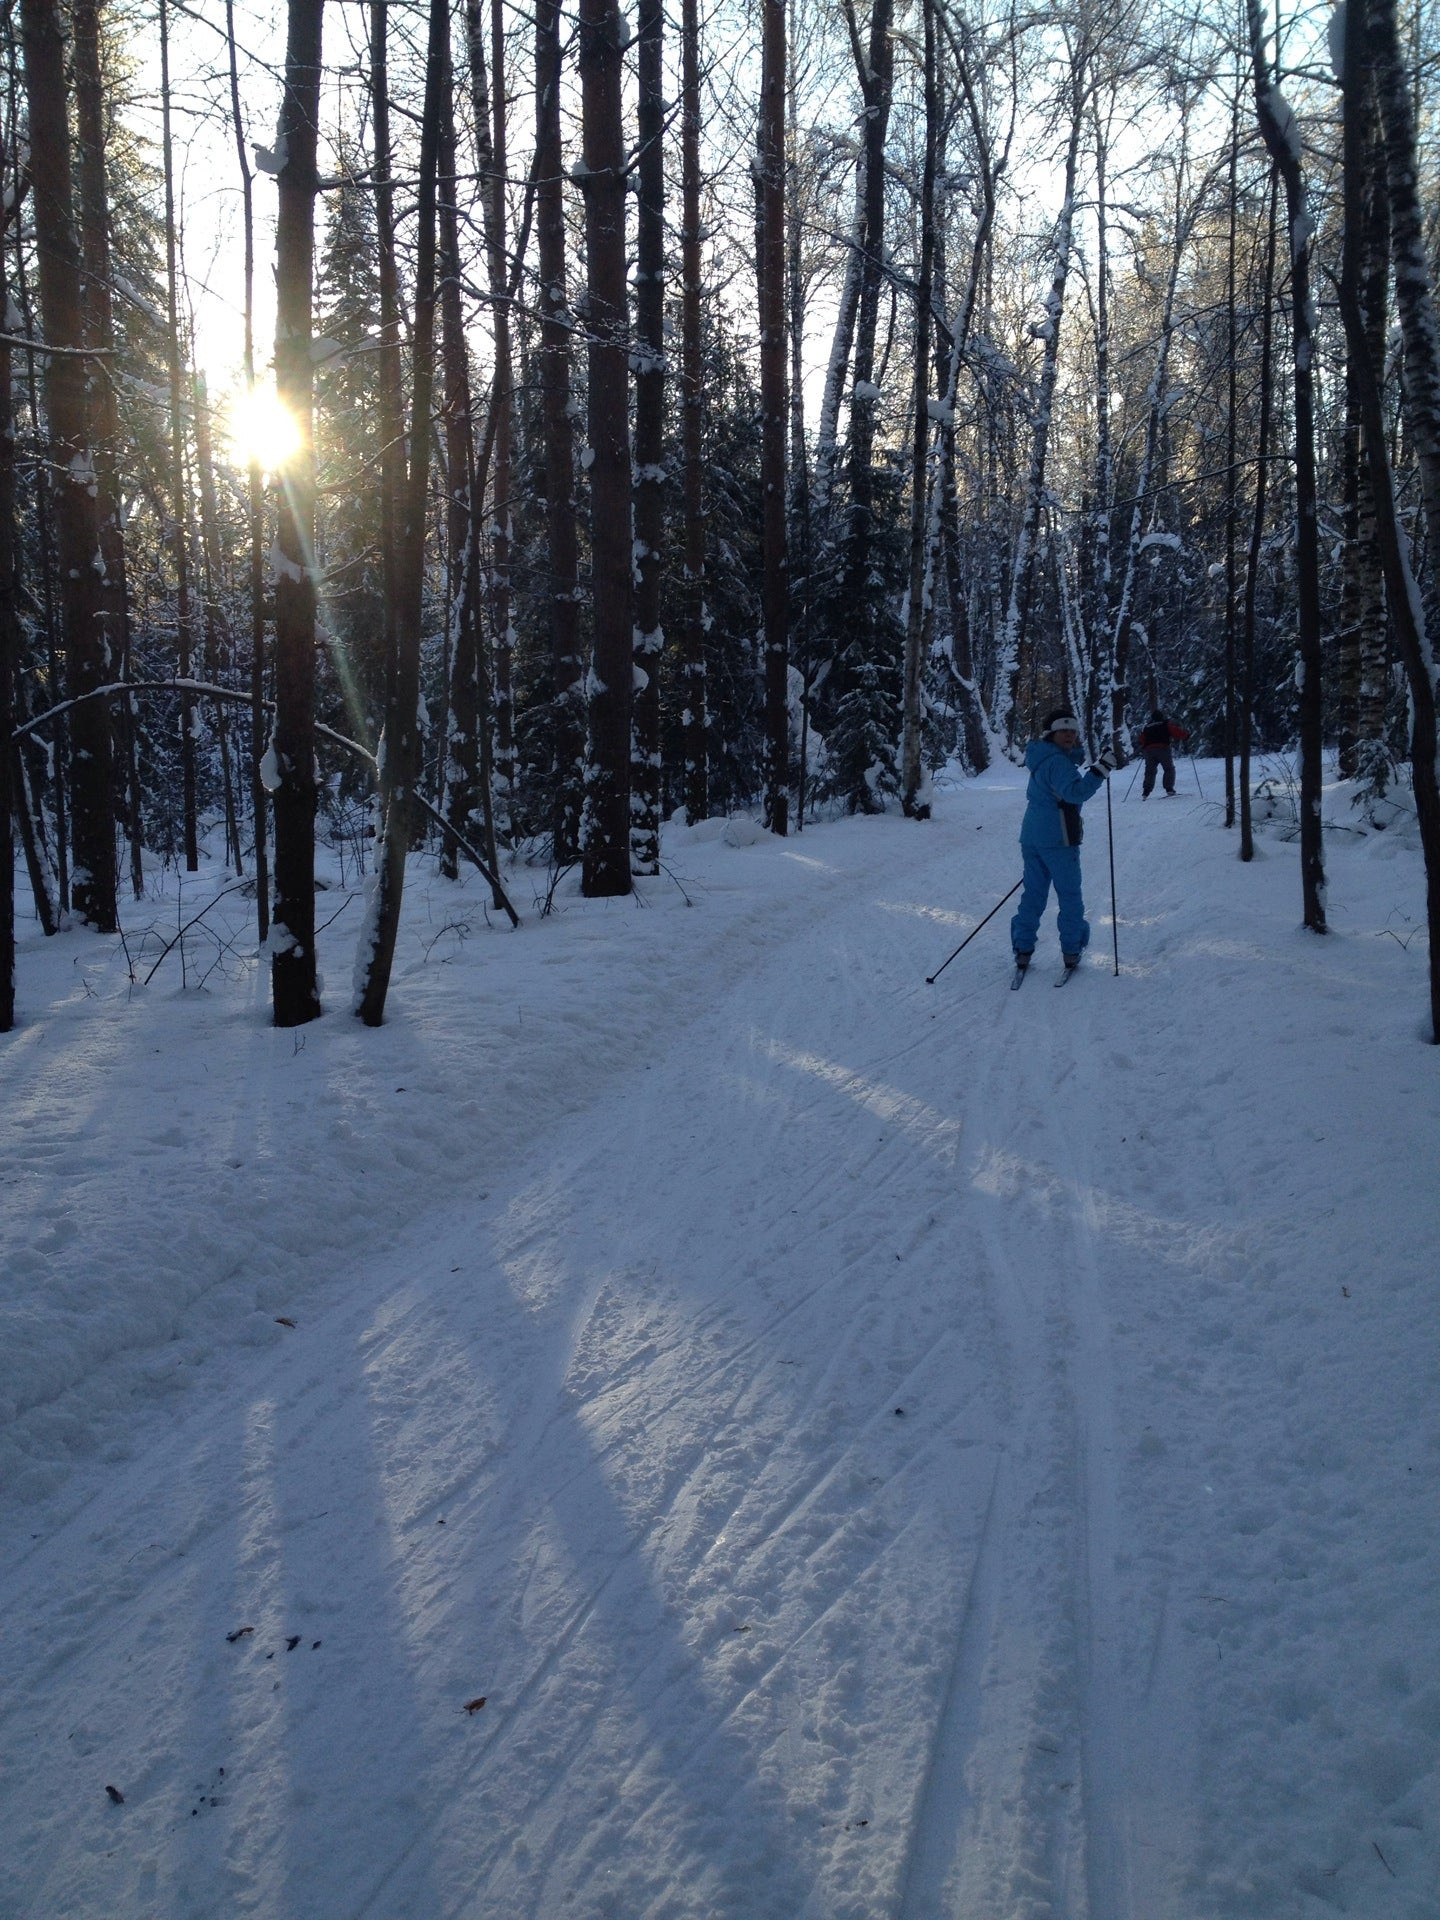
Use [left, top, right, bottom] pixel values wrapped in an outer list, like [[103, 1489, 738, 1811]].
[[2, 771, 1438, 1918]]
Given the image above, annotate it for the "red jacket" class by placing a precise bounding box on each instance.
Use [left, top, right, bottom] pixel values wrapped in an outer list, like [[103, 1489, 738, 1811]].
[[1140, 720, 1188, 750]]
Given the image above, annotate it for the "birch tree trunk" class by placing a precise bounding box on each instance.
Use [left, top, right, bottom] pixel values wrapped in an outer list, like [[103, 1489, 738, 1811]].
[[631, 0, 665, 873], [1248, 0, 1326, 932], [813, 173, 862, 525], [899, 0, 937, 817], [991, 64, 1084, 752], [578, 0, 633, 895], [933, 4, 1001, 774], [759, 0, 789, 833], [269, 0, 325, 1024], [1107, 165, 1192, 760], [839, 0, 894, 634], [535, 0, 583, 861], [19, 0, 117, 932]]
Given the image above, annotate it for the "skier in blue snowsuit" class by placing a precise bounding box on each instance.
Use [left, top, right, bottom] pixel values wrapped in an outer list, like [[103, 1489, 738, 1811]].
[[1011, 709, 1117, 974]]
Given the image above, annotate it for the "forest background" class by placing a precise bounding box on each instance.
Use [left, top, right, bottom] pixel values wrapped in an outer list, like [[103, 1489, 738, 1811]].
[[3, 0, 1440, 1039]]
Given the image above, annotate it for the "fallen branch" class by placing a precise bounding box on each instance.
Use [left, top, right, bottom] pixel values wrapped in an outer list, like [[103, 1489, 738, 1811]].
[[12, 676, 520, 927]]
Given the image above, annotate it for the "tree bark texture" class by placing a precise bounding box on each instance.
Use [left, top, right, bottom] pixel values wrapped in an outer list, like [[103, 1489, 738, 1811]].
[[468, 0, 515, 840], [355, 0, 444, 1022], [1, 280, 15, 1029], [269, 0, 325, 1024], [1240, 175, 1279, 866], [578, 0, 633, 895], [534, 0, 584, 862], [19, 0, 117, 931], [1350, 0, 1440, 1038], [839, 0, 894, 634], [900, 0, 937, 817], [438, 85, 484, 882], [1337, 23, 1391, 784], [73, 0, 143, 898], [679, 0, 708, 824], [1249, 0, 1326, 932], [159, 0, 198, 871], [759, 0, 789, 833], [992, 69, 1084, 752], [226, 0, 270, 940], [630, 0, 665, 874]]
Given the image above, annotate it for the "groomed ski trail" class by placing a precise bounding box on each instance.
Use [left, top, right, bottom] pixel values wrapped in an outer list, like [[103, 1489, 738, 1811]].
[[4, 772, 1433, 1918]]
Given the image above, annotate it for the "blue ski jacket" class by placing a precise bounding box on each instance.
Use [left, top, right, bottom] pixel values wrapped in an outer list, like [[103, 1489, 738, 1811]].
[[1019, 739, 1106, 848]]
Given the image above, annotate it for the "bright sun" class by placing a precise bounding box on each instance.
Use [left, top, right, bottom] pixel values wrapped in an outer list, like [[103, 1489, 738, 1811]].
[[223, 384, 302, 472]]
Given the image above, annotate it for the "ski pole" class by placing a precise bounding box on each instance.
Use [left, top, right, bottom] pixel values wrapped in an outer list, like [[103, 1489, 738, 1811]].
[[926, 879, 1023, 984], [1123, 760, 1141, 802], [1190, 751, 1204, 796], [1105, 775, 1120, 976]]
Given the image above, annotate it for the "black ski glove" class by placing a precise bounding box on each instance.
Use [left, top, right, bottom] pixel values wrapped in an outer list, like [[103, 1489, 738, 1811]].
[[1088, 745, 1118, 778]]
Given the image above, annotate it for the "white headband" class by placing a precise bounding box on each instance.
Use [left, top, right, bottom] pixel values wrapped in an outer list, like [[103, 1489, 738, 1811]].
[[1047, 715, 1080, 734]]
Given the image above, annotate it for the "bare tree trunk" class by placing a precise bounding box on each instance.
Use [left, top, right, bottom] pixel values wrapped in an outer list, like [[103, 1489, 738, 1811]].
[[630, 0, 665, 873], [1089, 100, 1114, 750], [679, 0, 708, 824], [355, 0, 444, 1022], [159, 0, 199, 871], [534, 0, 583, 862], [226, 0, 270, 940], [760, 0, 789, 833], [839, 0, 894, 634], [19, 0, 117, 931], [1223, 83, 1240, 824], [73, 0, 143, 898], [1, 252, 14, 1027], [1240, 174, 1278, 866], [992, 64, 1084, 751], [788, 33, 812, 827], [578, 0, 633, 896], [368, 0, 405, 778], [1108, 164, 1192, 759], [1249, 0, 1326, 932], [813, 177, 861, 528], [933, 3, 1001, 774], [192, 371, 241, 871], [438, 83, 483, 882], [1348, 0, 1440, 1037], [900, 0, 937, 817], [468, 0, 515, 841], [269, 0, 325, 1025]]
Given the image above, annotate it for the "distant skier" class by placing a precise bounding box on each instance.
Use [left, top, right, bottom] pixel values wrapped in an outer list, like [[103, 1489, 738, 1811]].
[[1011, 710, 1116, 976], [1138, 709, 1190, 797]]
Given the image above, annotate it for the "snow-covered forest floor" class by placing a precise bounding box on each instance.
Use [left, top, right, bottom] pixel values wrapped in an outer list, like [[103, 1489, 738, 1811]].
[[2, 759, 1437, 1920]]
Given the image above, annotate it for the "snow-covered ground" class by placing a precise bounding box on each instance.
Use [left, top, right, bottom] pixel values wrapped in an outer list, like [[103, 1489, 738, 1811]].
[[2, 760, 1437, 1919]]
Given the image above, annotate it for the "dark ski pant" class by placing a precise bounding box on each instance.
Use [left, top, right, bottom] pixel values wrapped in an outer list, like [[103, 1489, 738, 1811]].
[[1011, 845, 1090, 958], [1142, 745, 1176, 795]]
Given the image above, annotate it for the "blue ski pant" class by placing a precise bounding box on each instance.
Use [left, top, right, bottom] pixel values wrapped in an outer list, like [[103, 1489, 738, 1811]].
[[1011, 845, 1090, 957]]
